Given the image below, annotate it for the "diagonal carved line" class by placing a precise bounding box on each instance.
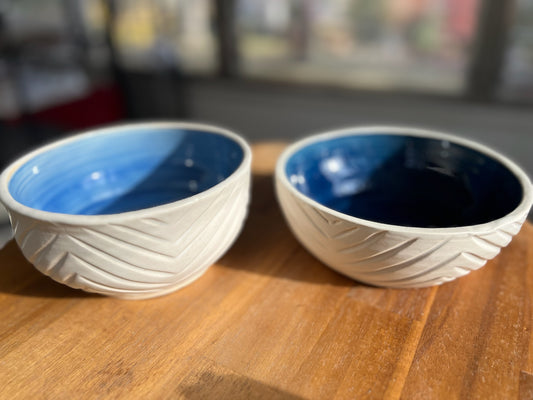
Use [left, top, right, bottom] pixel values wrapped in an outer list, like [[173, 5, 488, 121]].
[[286, 211, 327, 251], [139, 203, 189, 231], [173, 181, 242, 260], [79, 181, 241, 282], [85, 227, 177, 260], [176, 183, 245, 278], [175, 181, 241, 249], [471, 235, 502, 253], [76, 274, 168, 294], [284, 192, 328, 237], [63, 273, 77, 286], [109, 223, 168, 241], [517, 215, 527, 224], [310, 206, 331, 224], [388, 274, 456, 288], [201, 185, 245, 256], [344, 237, 417, 264], [292, 196, 333, 240], [281, 192, 328, 250], [282, 190, 358, 250], [475, 231, 512, 247], [69, 253, 172, 287], [16, 221, 37, 246], [11, 218, 19, 237], [291, 221, 327, 251], [213, 195, 247, 254], [332, 225, 361, 240], [358, 228, 508, 284], [42, 251, 69, 275], [499, 221, 524, 236], [338, 230, 388, 254], [453, 265, 474, 275], [461, 251, 488, 265], [394, 268, 472, 287], [112, 182, 237, 247], [141, 216, 167, 226], [496, 229, 514, 241], [99, 186, 239, 260], [312, 207, 342, 226], [369, 251, 487, 285], [176, 205, 245, 285], [309, 204, 343, 226], [174, 208, 233, 277], [16, 218, 37, 243], [353, 239, 450, 275], [367, 252, 463, 284], [69, 234, 174, 276], [28, 233, 58, 263]]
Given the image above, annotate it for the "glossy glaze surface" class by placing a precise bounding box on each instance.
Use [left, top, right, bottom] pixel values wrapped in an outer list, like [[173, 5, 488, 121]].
[[9, 128, 244, 215], [285, 134, 523, 228], [276, 127, 532, 288], [0, 123, 252, 298]]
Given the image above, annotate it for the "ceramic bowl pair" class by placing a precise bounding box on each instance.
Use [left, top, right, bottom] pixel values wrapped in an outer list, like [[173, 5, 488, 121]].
[[0, 123, 531, 298]]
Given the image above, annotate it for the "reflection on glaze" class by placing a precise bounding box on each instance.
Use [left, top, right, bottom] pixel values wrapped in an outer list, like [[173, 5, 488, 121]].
[[10, 129, 244, 215], [286, 135, 522, 228]]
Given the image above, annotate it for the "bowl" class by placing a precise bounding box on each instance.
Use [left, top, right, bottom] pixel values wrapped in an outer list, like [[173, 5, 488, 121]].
[[0, 122, 252, 299], [275, 126, 533, 288]]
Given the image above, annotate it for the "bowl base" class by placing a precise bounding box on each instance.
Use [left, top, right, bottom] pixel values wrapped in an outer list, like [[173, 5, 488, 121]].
[[104, 266, 210, 300]]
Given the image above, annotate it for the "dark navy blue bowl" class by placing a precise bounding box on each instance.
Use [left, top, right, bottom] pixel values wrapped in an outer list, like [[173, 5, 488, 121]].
[[5, 123, 246, 217], [282, 128, 529, 228]]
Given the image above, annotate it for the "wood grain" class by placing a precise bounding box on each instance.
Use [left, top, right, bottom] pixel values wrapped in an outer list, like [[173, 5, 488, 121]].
[[0, 142, 532, 399]]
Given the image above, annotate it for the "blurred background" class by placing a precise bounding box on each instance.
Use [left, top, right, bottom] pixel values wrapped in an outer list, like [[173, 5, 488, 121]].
[[0, 0, 532, 243]]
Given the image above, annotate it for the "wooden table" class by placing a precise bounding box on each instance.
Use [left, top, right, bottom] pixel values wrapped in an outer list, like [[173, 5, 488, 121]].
[[1, 143, 532, 399]]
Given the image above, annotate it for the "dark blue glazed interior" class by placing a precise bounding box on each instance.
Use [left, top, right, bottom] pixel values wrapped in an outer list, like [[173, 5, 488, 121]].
[[286, 134, 523, 228], [9, 128, 244, 215]]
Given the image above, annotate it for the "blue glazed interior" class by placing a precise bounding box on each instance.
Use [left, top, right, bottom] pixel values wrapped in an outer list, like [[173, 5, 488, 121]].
[[9, 128, 244, 215], [285, 134, 523, 228]]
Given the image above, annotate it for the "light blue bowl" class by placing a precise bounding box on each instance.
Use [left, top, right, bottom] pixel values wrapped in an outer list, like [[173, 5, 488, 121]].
[[9, 124, 245, 216], [0, 122, 252, 298]]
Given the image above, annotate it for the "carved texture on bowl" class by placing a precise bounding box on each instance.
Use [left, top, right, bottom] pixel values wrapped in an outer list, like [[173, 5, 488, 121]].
[[277, 184, 527, 288], [10, 175, 249, 299]]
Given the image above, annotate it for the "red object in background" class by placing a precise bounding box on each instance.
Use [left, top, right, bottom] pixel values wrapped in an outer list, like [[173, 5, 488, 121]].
[[28, 85, 125, 130], [447, 0, 479, 42]]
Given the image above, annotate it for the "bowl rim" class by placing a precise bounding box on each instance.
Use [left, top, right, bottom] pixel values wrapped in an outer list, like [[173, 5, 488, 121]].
[[276, 125, 533, 236], [0, 121, 252, 225]]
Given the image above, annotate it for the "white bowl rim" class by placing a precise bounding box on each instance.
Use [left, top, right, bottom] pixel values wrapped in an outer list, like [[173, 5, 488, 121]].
[[0, 121, 252, 225], [276, 125, 533, 236]]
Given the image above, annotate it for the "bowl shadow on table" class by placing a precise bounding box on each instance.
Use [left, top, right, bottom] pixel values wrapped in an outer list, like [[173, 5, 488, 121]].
[[0, 240, 99, 298], [217, 172, 356, 288], [178, 371, 305, 400]]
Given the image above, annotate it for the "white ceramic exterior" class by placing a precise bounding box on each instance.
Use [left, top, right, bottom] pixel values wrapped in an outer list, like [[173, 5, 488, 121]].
[[0, 122, 252, 299], [276, 127, 533, 288]]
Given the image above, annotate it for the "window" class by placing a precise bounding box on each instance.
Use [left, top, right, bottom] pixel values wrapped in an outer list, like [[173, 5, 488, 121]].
[[500, 0, 533, 101], [110, 0, 217, 73], [237, 0, 480, 94], [2, 0, 533, 106]]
